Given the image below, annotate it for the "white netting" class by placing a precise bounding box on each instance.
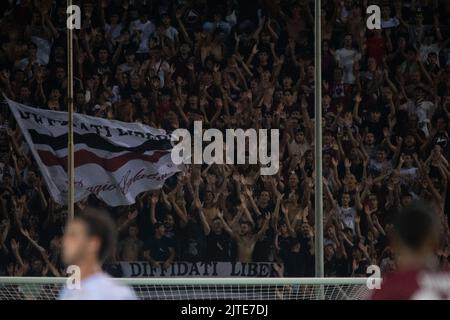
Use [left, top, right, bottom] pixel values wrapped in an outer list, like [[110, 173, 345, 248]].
[[0, 277, 373, 300]]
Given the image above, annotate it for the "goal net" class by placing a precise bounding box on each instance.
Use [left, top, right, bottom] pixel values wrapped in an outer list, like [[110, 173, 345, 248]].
[[0, 277, 373, 300]]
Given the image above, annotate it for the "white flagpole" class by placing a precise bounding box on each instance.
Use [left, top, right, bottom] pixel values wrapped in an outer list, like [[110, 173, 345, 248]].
[[67, 0, 74, 220], [314, 0, 324, 278]]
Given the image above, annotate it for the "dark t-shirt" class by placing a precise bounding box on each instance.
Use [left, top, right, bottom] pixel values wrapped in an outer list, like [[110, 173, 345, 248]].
[[277, 234, 296, 261], [253, 227, 275, 262], [283, 251, 315, 277], [362, 118, 387, 142], [91, 60, 113, 76], [338, 162, 364, 180], [178, 220, 206, 262], [144, 236, 175, 261], [353, 258, 370, 276], [324, 255, 349, 277], [206, 232, 233, 262]]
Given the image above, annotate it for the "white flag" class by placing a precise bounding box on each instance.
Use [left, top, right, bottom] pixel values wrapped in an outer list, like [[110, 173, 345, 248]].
[[6, 98, 180, 206]]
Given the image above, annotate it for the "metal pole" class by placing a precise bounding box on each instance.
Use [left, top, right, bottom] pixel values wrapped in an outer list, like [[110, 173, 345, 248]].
[[314, 0, 324, 279], [67, 0, 74, 220]]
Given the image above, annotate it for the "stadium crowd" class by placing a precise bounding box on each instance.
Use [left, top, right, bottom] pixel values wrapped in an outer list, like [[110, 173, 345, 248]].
[[0, 0, 449, 278]]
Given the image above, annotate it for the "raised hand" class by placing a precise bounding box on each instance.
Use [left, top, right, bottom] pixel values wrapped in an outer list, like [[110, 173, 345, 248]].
[[363, 204, 374, 215], [193, 197, 202, 210], [128, 210, 138, 220], [150, 193, 159, 205], [10, 239, 19, 252], [344, 158, 352, 169], [20, 228, 30, 238], [162, 260, 171, 271], [175, 7, 183, 20], [251, 43, 259, 55], [331, 157, 339, 167]]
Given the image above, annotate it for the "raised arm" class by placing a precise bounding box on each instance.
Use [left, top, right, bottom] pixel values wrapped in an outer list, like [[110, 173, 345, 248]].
[[168, 193, 188, 226], [0, 220, 10, 253], [217, 210, 237, 241], [149, 193, 158, 225], [10, 239, 26, 274], [20, 229, 60, 276], [175, 8, 193, 46], [255, 212, 271, 241], [118, 210, 138, 234], [194, 196, 210, 235]]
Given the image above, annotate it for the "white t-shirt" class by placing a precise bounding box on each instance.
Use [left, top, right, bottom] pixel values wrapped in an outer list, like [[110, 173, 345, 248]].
[[339, 206, 356, 232], [420, 43, 440, 64], [287, 140, 310, 158], [335, 48, 361, 84], [59, 272, 137, 300], [400, 167, 418, 185], [129, 19, 156, 53], [149, 59, 170, 87], [105, 23, 123, 42], [15, 36, 50, 76], [164, 26, 179, 42], [369, 159, 392, 176], [416, 100, 434, 136], [399, 99, 415, 115]]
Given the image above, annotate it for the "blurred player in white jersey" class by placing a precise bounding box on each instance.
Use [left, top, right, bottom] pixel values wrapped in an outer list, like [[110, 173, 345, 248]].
[[59, 207, 136, 300]]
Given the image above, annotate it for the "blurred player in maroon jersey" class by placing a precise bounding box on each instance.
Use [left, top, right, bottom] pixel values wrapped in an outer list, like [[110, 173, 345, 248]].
[[372, 202, 450, 300]]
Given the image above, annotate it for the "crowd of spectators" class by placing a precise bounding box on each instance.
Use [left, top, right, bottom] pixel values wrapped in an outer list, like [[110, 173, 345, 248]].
[[0, 0, 449, 279]]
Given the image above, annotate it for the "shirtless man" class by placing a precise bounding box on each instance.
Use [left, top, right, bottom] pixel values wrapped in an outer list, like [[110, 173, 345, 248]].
[[202, 190, 221, 225], [218, 211, 270, 263]]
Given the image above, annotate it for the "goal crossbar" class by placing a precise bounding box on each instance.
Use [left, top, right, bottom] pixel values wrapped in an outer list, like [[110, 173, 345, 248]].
[[0, 276, 370, 286], [0, 277, 375, 300]]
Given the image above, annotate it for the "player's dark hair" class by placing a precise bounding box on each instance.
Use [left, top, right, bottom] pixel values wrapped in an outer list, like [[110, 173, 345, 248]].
[[393, 201, 439, 250], [75, 207, 117, 262]]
